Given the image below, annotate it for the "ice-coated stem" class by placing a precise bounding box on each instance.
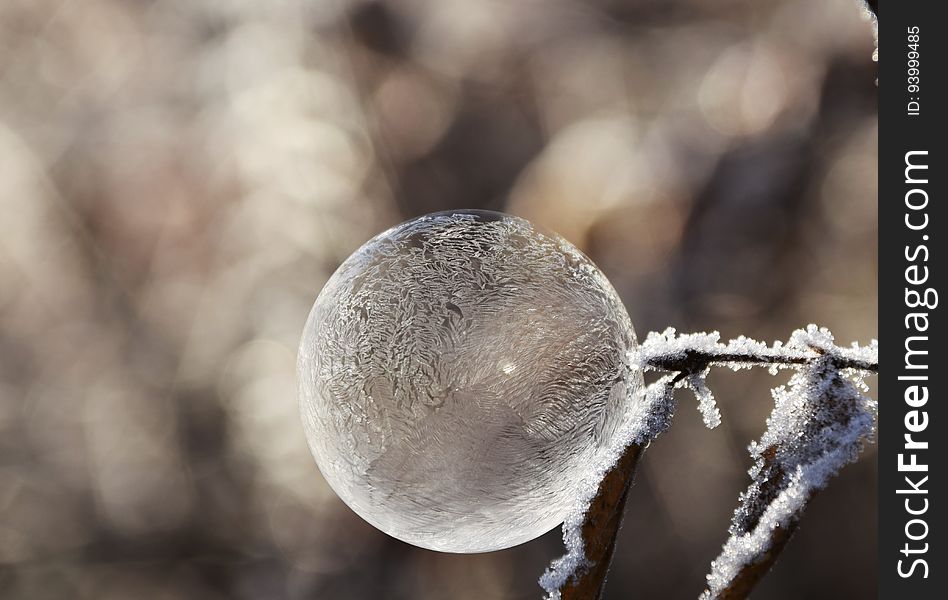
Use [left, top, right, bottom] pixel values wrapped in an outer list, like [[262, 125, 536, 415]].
[[543, 326, 878, 600], [701, 331, 877, 599], [556, 442, 645, 600]]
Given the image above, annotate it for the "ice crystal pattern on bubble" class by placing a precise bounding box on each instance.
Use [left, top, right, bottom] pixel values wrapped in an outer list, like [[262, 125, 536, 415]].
[[298, 211, 642, 552]]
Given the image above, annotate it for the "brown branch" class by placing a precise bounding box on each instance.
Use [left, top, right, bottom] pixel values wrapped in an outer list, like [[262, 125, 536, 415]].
[[648, 348, 877, 376], [557, 442, 645, 600], [713, 518, 799, 600], [700, 351, 875, 599], [548, 329, 876, 600], [704, 444, 802, 600]]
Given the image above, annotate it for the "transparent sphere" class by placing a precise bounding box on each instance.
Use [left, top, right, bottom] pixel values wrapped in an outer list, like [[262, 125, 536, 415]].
[[298, 210, 641, 552]]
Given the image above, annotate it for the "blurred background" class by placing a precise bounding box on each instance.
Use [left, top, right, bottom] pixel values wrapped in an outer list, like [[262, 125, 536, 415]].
[[0, 0, 876, 598]]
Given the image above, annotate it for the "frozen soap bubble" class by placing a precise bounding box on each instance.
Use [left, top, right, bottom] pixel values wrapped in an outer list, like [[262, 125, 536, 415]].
[[298, 210, 641, 552]]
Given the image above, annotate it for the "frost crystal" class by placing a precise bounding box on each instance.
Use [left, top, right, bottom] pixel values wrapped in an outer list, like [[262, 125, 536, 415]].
[[687, 371, 721, 429], [298, 210, 642, 553]]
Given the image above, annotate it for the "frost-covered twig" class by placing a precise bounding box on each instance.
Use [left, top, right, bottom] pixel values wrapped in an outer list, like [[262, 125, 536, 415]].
[[701, 327, 877, 599], [540, 373, 677, 600], [859, 0, 879, 63], [540, 325, 877, 600], [637, 327, 878, 375]]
